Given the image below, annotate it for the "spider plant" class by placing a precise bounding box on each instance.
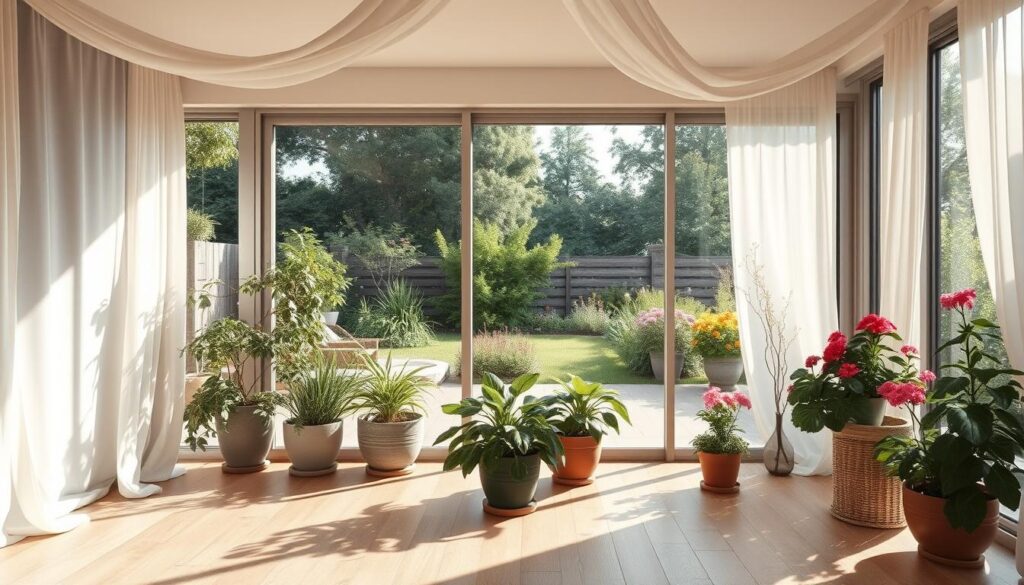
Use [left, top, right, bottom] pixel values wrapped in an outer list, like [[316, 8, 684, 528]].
[[282, 355, 362, 429], [353, 353, 432, 423]]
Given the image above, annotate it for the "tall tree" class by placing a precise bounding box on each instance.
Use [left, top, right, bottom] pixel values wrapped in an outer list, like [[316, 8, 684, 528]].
[[472, 125, 546, 234]]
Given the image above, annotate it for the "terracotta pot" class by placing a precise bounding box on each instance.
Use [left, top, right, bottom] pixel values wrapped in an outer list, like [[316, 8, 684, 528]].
[[902, 484, 999, 565], [554, 435, 602, 483], [697, 451, 741, 489]]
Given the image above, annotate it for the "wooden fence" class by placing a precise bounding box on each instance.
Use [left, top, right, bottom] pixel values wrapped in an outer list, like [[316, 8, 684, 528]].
[[345, 245, 731, 315]]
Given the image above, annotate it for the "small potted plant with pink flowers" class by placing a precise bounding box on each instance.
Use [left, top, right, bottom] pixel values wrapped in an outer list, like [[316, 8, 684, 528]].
[[788, 313, 924, 432], [874, 289, 1024, 567], [693, 386, 752, 493], [634, 307, 695, 382]]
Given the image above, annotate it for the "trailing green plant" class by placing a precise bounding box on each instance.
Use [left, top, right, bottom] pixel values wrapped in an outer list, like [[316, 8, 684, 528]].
[[691, 387, 752, 455], [328, 219, 423, 291], [186, 208, 218, 242], [454, 330, 538, 380], [435, 372, 564, 479], [564, 295, 611, 335], [544, 375, 631, 441], [353, 279, 434, 348], [874, 288, 1024, 532], [282, 355, 362, 429], [435, 218, 567, 330], [182, 317, 280, 451], [352, 353, 433, 423]]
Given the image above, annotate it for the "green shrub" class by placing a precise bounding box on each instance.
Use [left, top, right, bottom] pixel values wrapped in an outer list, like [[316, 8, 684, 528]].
[[353, 279, 433, 348], [454, 330, 538, 380], [327, 220, 422, 291], [605, 288, 705, 378], [596, 286, 634, 315], [186, 208, 218, 241], [564, 295, 610, 335], [519, 311, 572, 334], [435, 219, 566, 330], [714, 268, 736, 312]]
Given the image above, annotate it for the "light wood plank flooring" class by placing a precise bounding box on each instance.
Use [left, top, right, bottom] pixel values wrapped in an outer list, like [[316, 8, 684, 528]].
[[0, 462, 1018, 585]]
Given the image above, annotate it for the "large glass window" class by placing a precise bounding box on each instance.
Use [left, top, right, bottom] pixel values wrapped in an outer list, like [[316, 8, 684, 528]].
[[470, 123, 665, 449], [273, 123, 463, 448]]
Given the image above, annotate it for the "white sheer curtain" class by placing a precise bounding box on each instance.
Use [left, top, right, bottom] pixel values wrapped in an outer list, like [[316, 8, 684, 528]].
[[561, 0, 909, 101], [0, 0, 21, 547], [956, 1, 1024, 574], [726, 70, 838, 476], [879, 10, 929, 349], [2, 3, 186, 546], [23, 0, 449, 89]]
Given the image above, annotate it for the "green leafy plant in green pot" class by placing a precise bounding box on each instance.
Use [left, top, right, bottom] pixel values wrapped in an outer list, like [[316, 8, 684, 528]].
[[281, 356, 362, 476], [184, 228, 349, 473], [352, 354, 433, 476], [874, 288, 1024, 567], [544, 375, 630, 486], [436, 372, 564, 515]]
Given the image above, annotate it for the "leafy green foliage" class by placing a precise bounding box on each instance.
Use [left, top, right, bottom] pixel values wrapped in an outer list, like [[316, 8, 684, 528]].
[[352, 354, 433, 423], [182, 317, 280, 451], [435, 219, 566, 330], [327, 220, 423, 292], [454, 330, 538, 381], [353, 279, 433, 348], [875, 309, 1024, 533], [186, 208, 218, 242], [435, 373, 564, 479], [186, 122, 238, 175], [283, 356, 361, 428], [543, 375, 631, 440]]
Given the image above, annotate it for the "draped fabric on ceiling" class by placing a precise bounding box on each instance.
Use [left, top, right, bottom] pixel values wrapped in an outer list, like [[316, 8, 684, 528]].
[[23, 0, 450, 89], [725, 70, 838, 476], [0, 0, 21, 547], [956, 2, 1024, 573], [1, 3, 186, 546], [878, 11, 929, 354], [560, 0, 911, 101]]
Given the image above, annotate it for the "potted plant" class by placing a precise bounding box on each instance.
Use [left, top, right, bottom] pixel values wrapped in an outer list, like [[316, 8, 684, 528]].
[[184, 317, 280, 472], [691, 311, 743, 391], [788, 313, 921, 432], [545, 375, 631, 486], [281, 356, 362, 476], [693, 386, 752, 493], [183, 228, 349, 473], [436, 372, 564, 516], [875, 288, 1024, 567], [635, 307, 695, 382], [353, 354, 434, 476]]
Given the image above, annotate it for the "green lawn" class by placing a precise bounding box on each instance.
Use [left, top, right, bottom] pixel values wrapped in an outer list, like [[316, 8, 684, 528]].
[[385, 333, 706, 385]]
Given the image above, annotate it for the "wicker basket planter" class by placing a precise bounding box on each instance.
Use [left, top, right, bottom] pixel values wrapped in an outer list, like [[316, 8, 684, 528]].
[[831, 415, 911, 529]]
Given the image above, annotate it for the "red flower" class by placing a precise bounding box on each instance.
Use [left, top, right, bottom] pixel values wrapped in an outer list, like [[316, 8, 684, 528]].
[[828, 331, 845, 343], [805, 355, 821, 368], [900, 345, 918, 356], [837, 363, 860, 378], [940, 288, 977, 310], [823, 334, 847, 363], [855, 313, 897, 335]]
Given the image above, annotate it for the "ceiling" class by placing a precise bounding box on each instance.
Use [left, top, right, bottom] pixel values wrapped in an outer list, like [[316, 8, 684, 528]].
[[81, 0, 880, 68]]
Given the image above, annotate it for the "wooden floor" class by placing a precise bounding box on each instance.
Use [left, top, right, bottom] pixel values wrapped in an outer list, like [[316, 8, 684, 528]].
[[1, 463, 1019, 585]]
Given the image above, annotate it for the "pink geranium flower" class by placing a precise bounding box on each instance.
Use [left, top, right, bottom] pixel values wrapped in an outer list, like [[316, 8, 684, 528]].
[[878, 381, 926, 407], [837, 363, 860, 378], [940, 288, 977, 310], [703, 387, 724, 409], [733, 391, 752, 409], [900, 345, 918, 356], [919, 370, 936, 383], [855, 313, 898, 335]]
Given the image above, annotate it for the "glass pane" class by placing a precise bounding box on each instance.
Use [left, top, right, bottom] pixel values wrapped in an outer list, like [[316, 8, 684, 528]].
[[935, 43, 1019, 520], [671, 125, 760, 450], [471, 124, 665, 448], [273, 125, 463, 448], [184, 121, 240, 447]]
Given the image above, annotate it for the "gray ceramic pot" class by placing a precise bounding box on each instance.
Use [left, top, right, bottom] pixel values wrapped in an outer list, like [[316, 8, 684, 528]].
[[649, 351, 685, 382], [702, 356, 744, 391], [215, 404, 273, 471], [283, 420, 343, 473], [357, 413, 424, 471], [854, 397, 888, 426]]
